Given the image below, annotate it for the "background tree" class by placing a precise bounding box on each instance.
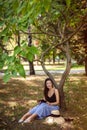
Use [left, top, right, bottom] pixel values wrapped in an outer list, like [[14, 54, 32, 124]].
[[28, 26, 35, 75], [70, 1, 87, 75]]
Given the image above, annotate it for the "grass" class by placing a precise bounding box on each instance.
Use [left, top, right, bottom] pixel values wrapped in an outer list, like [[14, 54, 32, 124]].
[[0, 74, 87, 130], [23, 62, 84, 71], [71, 63, 84, 69]]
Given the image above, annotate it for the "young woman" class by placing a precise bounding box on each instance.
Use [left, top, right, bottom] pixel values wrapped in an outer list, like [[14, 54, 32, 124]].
[[18, 78, 60, 123]]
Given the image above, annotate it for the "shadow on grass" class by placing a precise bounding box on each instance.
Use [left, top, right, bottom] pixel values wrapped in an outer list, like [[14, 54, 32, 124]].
[[0, 108, 61, 130], [0, 75, 87, 130], [11, 120, 61, 130]]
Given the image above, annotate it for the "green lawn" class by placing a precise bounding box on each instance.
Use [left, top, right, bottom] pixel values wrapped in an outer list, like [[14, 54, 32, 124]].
[[24, 63, 84, 71]]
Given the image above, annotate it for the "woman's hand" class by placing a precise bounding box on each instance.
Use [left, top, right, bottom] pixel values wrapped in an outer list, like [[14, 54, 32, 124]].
[[47, 101, 52, 105], [37, 99, 46, 104]]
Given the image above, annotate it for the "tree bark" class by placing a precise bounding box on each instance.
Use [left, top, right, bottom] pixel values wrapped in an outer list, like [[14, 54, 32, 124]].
[[16, 31, 20, 46], [41, 41, 71, 110], [84, 27, 87, 76], [28, 26, 35, 75], [58, 42, 71, 110], [85, 56, 87, 76], [53, 49, 56, 64], [17, 31, 20, 46]]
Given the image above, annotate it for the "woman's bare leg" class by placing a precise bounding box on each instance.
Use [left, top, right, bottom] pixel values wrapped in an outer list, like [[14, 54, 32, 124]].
[[24, 113, 38, 123], [18, 112, 32, 123]]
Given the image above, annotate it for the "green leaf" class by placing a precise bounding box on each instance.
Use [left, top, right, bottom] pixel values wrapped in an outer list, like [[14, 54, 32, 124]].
[[43, 0, 51, 12], [0, 61, 4, 69], [29, 46, 38, 55], [14, 46, 21, 55], [3, 73, 11, 83], [27, 53, 34, 62], [11, 70, 17, 77], [16, 64, 25, 78], [65, 0, 71, 8], [7, 56, 15, 63], [20, 51, 27, 58], [0, 27, 8, 37], [0, 21, 5, 26], [2, 53, 8, 61], [0, 48, 2, 53], [3, 36, 9, 42]]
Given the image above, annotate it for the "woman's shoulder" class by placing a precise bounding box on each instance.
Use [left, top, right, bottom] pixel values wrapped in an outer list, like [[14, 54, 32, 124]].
[[54, 88, 58, 91], [54, 88, 59, 93]]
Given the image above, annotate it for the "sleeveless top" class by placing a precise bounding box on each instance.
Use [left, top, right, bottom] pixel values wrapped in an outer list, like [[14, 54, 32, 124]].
[[46, 92, 56, 103]]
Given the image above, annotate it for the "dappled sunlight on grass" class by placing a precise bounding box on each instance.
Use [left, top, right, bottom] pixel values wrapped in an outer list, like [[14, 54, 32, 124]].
[[27, 100, 37, 107], [6, 101, 18, 108], [0, 74, 87, 130], [64, 75, 87, 130]]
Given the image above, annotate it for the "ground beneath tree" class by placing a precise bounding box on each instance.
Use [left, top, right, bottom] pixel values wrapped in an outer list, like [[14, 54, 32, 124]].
[[0, 74, 87, 130]]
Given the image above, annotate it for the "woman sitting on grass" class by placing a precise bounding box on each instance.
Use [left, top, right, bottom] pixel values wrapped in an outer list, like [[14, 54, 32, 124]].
[[18, 78, 60, 123]]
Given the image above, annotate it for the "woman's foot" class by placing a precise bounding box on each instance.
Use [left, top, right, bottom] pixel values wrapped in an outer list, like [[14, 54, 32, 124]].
[[23, 118, 31, 123], [18, 119, 24, 123]]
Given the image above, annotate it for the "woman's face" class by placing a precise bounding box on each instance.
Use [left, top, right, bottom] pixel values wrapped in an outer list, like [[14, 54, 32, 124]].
[[46, 80, 53, 89]]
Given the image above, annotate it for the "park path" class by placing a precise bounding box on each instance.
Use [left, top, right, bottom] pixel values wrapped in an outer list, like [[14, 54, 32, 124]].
[[25, 69, 85, 75], [0, 69, 85, 76]]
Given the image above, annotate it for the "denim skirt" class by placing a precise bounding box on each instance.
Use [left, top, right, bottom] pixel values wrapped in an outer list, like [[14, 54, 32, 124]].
[[28, 102, 59, 119]]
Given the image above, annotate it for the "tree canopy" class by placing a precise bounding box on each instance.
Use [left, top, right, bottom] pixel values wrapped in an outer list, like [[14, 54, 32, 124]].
[[0, 0, 87, 83]]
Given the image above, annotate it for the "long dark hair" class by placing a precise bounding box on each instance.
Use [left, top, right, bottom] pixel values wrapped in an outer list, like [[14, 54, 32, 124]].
[[44, 78, 54, 100]]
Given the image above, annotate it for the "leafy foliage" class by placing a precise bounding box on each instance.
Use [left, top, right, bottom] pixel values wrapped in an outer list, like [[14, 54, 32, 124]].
[[0, 44, 38, 82], [0, 0, 87, 82]]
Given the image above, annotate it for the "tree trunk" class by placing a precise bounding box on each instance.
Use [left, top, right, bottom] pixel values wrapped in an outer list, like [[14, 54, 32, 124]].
[[29, 61, 35, 75], [16, 31, 20, 46], [41, 41, 71, 110], [58, 42, 71, 110], [85, 56, 87, 76], [84, 27, 87, 76], [28, 26, 35, 75], [53, 49, 56, 64], [17, 31, 20, 46]]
